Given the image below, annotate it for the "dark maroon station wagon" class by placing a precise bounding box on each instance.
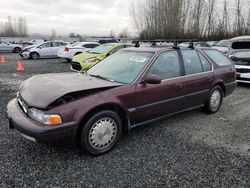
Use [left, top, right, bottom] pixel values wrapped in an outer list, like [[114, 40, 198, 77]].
[[7, 43, 237, 155]]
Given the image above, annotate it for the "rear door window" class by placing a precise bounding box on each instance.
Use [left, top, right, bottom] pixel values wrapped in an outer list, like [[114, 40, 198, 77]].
[[203, 49, 232, 66], [181, 50, 203, 75], [148, 51, 181, 80], [40, 42, 52, 48], [52, 42, 63, 47]]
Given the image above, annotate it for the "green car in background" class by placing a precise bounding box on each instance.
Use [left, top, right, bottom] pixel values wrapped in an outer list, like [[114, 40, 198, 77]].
[[71, 43, 133, 72]]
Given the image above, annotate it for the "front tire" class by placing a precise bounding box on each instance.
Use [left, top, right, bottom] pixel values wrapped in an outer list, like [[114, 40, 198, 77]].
[[203, 86, 223, 114], [78, 110, 122, 156], [30, 52, 39, 60]]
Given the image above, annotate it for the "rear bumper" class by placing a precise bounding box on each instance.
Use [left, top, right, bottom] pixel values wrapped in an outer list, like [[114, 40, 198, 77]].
[[57, 51, 72, 59], [6, 99, 78, 144], [225, 81, 238, 97]]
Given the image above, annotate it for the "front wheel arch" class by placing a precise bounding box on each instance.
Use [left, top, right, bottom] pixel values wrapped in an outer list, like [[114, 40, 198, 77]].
[[74, 52, 82, 56], [76, 104, 129, 141]]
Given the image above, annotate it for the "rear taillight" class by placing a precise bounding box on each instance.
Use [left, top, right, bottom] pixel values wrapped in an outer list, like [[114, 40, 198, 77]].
[[64, 47, 69, 52]]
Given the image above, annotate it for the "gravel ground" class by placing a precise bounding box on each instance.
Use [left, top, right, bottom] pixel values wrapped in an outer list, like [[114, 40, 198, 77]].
[[0, 53, 250, 187]]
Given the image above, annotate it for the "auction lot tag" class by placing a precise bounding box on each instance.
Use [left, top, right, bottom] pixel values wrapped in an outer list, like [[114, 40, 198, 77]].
[[129, 56, 147, 63]]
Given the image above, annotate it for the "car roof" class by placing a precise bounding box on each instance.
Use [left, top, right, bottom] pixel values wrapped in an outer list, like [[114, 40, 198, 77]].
[[79, 42, 99, 44], [121, 46, 218, 53], [110, 42, 131, 46], [121, 47, 173, 53], [231, 35, 250, 42]]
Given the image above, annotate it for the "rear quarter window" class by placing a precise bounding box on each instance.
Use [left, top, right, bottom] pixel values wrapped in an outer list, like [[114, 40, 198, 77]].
[[203, 49, 231, 66]]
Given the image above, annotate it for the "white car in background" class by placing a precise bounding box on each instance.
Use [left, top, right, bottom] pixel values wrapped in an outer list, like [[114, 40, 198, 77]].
[[212, 39, 230, 54], [20, 41, 68, 59], [57, 42, 100, 62], [0, 39, 23, 53], [229, 36, 250, 83]]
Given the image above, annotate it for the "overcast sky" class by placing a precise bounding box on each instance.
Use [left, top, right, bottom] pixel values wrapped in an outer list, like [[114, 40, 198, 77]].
[[0, 0, 136, 36]]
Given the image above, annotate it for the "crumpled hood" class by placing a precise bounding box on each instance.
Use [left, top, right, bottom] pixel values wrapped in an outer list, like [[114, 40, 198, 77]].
[[19, 73, 122, 109]]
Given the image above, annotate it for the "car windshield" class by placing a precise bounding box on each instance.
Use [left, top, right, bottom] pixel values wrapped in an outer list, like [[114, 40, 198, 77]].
[[87, 51, 154, 84], [88, 44, 113, 54], [215, 40, 229, 47]]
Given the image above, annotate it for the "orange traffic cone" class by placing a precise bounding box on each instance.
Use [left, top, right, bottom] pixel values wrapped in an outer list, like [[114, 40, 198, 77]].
[[1, 56, 6, 64], [17, 61, 24, 72]]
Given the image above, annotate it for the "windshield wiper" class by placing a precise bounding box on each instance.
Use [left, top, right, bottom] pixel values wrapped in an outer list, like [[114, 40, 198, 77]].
[[89, 74, 114, 82]]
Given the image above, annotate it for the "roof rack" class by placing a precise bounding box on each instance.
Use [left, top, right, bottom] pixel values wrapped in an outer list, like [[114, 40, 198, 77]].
[[132, 39, 197, 49]]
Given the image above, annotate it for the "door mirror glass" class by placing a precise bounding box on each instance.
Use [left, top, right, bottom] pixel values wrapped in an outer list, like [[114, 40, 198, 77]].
[[142, 74, 161, 85]]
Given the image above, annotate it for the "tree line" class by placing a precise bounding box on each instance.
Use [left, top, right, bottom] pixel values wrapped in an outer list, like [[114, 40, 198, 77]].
[[0, 16, 28, 37], [130, 0, 250, 40]]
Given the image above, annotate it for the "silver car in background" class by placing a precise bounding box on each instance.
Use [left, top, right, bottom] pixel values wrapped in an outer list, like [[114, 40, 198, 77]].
[[212, 39, 230, 55], [229, 36, 250, 83], [20, 41, 67, 59], [0, 39, 23, 53]]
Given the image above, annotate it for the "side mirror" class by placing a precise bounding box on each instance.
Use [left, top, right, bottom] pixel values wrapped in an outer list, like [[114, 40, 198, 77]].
[[37, 46, 41, 49], [141, 74, 161, 85]]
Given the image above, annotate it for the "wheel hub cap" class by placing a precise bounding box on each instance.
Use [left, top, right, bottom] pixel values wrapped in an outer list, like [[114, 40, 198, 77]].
[[89, 118, 117, 150], [210, 90, 221, 109]]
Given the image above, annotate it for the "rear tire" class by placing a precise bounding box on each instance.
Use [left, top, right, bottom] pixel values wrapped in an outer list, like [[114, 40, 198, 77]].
[[14, 47, 21, 53], [78, 110, 122, 156], [203, 86, 223, 114], [30, 52, 39, 60]]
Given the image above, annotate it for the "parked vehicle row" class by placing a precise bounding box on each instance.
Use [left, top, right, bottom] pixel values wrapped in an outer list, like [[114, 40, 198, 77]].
[[7, 41, 237, 155]]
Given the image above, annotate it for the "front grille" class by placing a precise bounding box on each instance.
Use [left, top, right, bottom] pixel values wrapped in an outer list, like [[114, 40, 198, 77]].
[[236, 68, 250, 73], [71, 61, 82, 71]]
